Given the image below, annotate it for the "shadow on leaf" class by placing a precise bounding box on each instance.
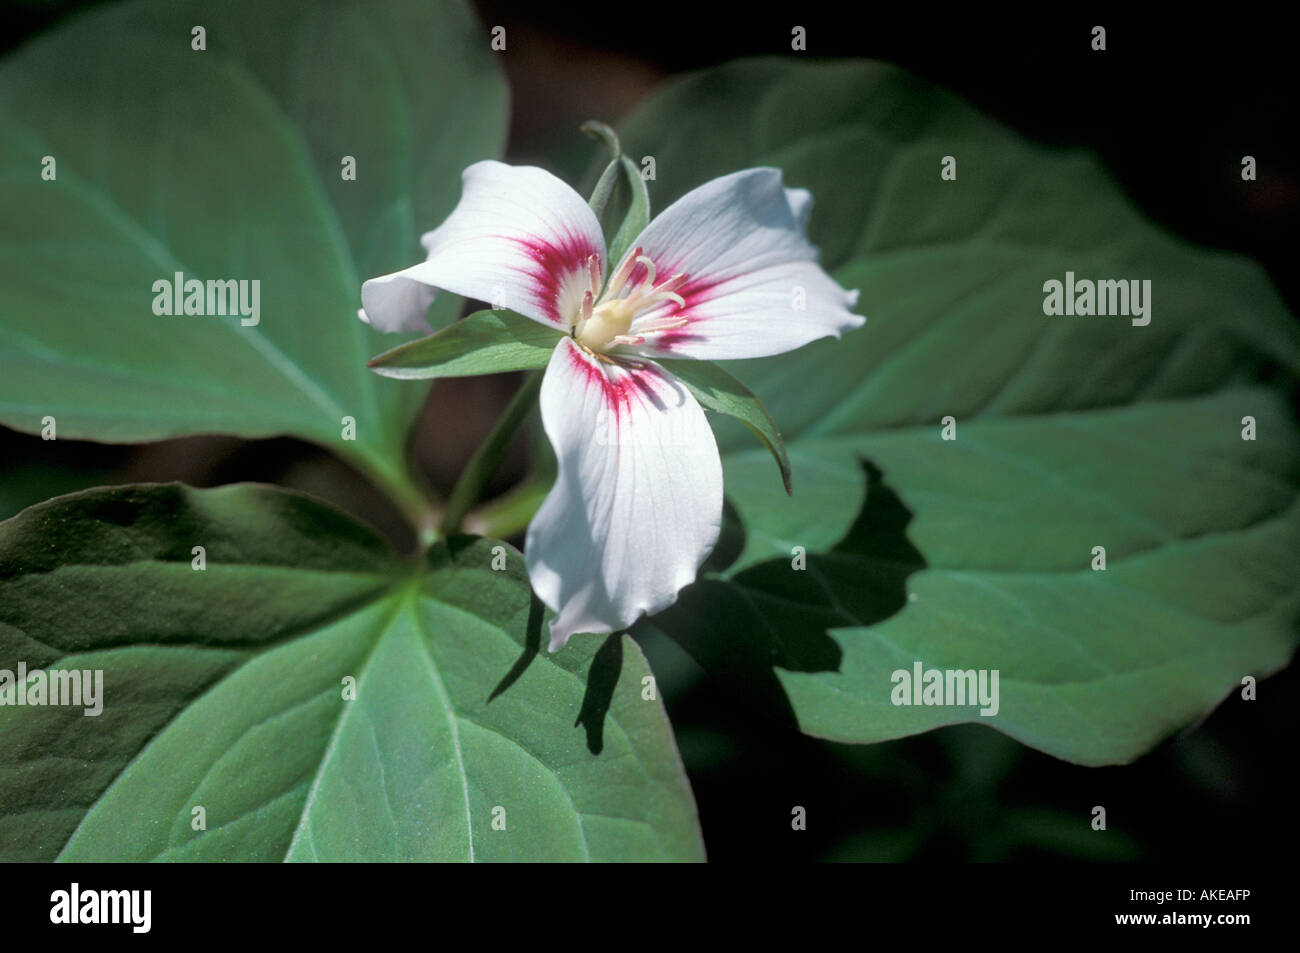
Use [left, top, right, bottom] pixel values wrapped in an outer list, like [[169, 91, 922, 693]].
[[574, 634, 623, 755], [649, 458, 926, 731], [487, 588, 622, 757], [488, 591, 545, 703]]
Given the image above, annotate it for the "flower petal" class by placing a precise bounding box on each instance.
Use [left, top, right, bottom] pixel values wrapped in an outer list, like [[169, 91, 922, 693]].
[[616, 168, 864, 360], [355, 285, 435, 335], [526, 338, 723, 650], [360, 160, 604, 333], [785, 185, 813, 231]]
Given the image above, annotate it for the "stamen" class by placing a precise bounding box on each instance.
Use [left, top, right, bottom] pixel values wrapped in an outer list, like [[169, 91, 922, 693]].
[[644, 290, 686, 309], [575, 249, 694, 354], [634, 254, 657, 291], [607, 246, 642, 294], [656, 273, 688, 295], [634, 316, 689, 333]]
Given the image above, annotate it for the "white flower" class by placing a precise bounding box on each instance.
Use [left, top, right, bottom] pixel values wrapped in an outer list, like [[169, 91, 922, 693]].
[[361, 161, 864, 650]]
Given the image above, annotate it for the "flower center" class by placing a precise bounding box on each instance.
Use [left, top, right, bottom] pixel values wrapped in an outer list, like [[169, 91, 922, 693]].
[[572, 247, 689, 353]]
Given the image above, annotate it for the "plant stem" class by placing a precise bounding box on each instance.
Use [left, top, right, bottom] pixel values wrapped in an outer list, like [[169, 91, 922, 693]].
[[441, 371, 543, 537], [463, 475, 550, 539], [345, 449, 441, 547]]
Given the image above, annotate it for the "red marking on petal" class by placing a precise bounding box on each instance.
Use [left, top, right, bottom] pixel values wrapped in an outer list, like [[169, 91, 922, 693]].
[[565, 344, 662, 423], [645, 326, 713, 355], [677, 274, 724, 309], [509, 232, 602, 324], [634, 273, 722, 354]]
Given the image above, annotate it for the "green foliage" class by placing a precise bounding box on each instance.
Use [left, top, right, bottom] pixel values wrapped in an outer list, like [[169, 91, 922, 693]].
[[0, 484, 704, 861], [621, 59, 1300, 765]]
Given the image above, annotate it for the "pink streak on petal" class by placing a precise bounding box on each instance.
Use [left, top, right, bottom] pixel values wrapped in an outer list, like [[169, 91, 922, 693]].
[[565, 342, 662, 424], [507, 232, 602, 325], [639, 272, 723, 354]]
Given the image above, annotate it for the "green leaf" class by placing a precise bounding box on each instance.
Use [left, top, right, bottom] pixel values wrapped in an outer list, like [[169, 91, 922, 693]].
[[580, 120, 623, 224], [711, 444, 865, 575], [607, 155, 651, 277], [661, 358, 792, 495], [587, 157, 623, 220], [620, 59, 1300, 765], [0, 484, 704, 861], [580, 120, 623, 160], [0, 0, 507, 508], [368, 309, 560, 380], [578, 120, 649, 274]]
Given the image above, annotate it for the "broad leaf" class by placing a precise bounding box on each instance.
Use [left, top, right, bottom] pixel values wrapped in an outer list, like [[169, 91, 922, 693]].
[[0, 484, 704, 861], [620, 59, 1300, 765], [368, 309, 560, 380], [0, 0, 507, 507]]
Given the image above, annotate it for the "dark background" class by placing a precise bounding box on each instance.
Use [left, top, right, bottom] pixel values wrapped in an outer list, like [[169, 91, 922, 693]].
[[2, 1, 1296, 860]]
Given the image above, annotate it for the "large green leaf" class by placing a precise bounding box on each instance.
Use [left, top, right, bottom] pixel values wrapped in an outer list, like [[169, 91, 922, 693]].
[[0, 0, 507, 509], [0, 484, 704, 861], [620, 59, 1300, 765]]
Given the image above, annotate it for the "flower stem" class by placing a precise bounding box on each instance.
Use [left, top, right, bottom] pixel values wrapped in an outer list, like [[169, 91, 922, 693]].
[[342, 447, 442, 548], [463, 475, 550, 539], [441, 371, 543, 537]]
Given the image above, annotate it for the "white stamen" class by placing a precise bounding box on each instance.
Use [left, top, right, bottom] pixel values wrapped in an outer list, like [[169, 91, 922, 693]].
[[574, 249, 692, 353], [645, 290, 686, 309], [635, 316, 689, 333], [635, 255, 657, 291], [656, 273, 688, 294]]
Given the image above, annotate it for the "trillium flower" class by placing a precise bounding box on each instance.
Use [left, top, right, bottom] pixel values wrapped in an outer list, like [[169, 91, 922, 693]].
[[361, 161, 864, 650]]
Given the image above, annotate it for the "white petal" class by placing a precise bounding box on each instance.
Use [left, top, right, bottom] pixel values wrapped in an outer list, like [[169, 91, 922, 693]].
[[618, 168, 864, 360], [359, 161, 605, 333], [355, 283, 435, 335], [525, 338, 723, 651], [785, 186, 813, 231]]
